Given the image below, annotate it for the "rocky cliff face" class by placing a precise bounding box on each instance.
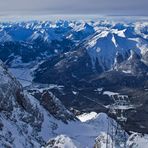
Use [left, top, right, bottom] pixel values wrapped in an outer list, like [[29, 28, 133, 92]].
[[0, 60, 75, 147], [0, 60, 42, 147]]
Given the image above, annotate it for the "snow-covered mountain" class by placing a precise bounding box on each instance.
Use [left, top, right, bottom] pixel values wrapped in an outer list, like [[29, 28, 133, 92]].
[[0, 20, 147, 70], [0, 20, 148, 147], [31, 20, 148, 135], [0, 60, 131, 148]]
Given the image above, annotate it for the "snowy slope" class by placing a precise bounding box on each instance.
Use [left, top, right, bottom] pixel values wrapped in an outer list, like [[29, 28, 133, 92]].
[[45, 112, 129, 148], [0, 60, 129, 148], [85, 28, 146, 71]]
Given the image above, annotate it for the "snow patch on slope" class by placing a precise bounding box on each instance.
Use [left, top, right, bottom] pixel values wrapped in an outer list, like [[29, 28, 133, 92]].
[[77, 112, 98, 122]]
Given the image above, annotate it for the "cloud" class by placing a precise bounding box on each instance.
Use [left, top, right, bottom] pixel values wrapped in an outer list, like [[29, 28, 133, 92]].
[[0, 0, 147, 15]]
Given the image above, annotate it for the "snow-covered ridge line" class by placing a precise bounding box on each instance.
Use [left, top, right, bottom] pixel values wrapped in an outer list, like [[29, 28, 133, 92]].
[[0, 20, 147, 73]]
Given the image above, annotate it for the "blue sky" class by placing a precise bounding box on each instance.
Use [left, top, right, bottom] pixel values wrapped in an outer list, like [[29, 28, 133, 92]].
[[0, 0, 148, 16]]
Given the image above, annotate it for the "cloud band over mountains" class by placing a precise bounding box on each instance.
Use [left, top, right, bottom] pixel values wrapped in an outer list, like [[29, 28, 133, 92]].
[[0, 0, 148, 15]]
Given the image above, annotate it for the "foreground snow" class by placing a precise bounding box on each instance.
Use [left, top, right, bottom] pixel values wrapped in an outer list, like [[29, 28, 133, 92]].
[[45, 112, 128, 148], [56, 113, 110, 147], [47, 113, 148, 148]]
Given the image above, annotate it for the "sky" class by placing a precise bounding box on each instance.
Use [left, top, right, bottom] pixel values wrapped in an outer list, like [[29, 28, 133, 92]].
[[0, 0, 148, 16]]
